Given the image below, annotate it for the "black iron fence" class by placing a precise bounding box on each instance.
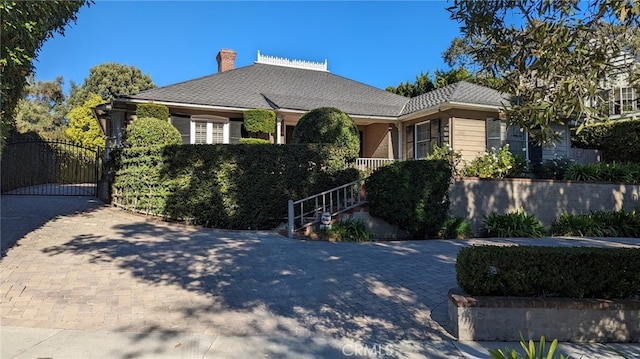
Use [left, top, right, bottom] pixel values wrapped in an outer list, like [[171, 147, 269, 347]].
[[1, 140, 103, 196]]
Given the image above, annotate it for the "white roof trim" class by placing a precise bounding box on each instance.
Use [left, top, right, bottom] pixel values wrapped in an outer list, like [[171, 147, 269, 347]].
[[255, 50, 328, 72], [399, 102, 505, 121]]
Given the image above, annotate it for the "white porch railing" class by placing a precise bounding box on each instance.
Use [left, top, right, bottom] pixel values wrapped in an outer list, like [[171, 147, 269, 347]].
[[287, 178, 366, 238], [355, 157, 398, 173]]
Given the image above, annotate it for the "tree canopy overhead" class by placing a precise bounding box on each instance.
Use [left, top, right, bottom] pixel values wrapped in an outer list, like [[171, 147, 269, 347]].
[[0, 0, 91, 145], [68, 62, 156, 107], [15, 76, 69, 140], [448, 0, 640, 143]]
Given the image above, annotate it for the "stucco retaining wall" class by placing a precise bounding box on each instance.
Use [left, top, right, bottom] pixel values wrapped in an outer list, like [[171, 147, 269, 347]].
[[448, 289, 640, 342], [449, 178, 640, 236]]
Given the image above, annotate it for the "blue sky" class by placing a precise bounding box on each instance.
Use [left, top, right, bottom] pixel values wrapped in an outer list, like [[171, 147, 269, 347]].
[[35, 1, 463, 94]]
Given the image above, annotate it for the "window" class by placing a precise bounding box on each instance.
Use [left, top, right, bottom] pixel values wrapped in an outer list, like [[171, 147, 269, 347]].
[[415, 122, 430, 158], [621, 87, 636, 113], [414, 119, 443, 159], [486, 118, 505, 150], [190, 117, 229, 144], [194, 121, 207, 144]]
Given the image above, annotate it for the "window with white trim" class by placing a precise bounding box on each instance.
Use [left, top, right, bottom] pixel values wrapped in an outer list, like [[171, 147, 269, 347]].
[[190, 117, 229, 144], [621, 87, 636, 113]]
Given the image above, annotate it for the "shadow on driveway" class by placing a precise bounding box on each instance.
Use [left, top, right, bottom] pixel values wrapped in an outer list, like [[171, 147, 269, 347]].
[[1, 195, 103, 257]]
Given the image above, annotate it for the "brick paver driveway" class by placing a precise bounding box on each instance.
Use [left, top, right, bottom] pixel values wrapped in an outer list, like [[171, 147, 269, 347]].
[[2, 196, 639, 347]]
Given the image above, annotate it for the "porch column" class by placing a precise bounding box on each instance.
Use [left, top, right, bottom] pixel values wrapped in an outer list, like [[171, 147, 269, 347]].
[[396, 123, 403, 160], [276, 117, 282, 144]]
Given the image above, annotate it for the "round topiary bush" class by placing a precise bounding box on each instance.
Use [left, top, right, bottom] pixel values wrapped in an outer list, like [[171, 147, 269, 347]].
[[291, 107, 360, 166], [124, 117, 182, 147]]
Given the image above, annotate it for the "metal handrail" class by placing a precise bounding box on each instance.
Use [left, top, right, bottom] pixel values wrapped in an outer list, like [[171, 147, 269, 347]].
[[287, 178, 367, 238]]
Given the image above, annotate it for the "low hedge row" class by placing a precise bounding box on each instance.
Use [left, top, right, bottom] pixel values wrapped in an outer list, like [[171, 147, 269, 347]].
[[111, 143, 360, 229], [456, 246, 640, 299]]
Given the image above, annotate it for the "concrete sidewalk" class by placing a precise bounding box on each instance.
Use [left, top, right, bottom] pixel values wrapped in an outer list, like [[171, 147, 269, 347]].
[[3, 326, 640, 359]]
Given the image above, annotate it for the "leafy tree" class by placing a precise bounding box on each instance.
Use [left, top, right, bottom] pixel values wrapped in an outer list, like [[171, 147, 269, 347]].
[[65, 93, 104, 149], [386, 71, 435, 97], [387, 67, 503, 97], [0, 0, 91, 145], [68, 62, 156, 107], [447, 0, 640, 143], [15, 76, 69, 140]]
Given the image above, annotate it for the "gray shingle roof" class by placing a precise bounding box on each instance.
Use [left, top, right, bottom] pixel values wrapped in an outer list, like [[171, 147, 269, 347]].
[[400, 81, 509, 116], [126, 63, 409, 118]]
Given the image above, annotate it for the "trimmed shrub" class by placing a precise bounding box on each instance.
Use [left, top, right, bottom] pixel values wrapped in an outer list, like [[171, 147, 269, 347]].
[[456, 246, 640, 299], [551, 209, 640, 237], [136, 103, 169, 121], [572, 120, 640, 163], [292, 107, 360, 170], [461, 145, 527, 178], [239, 138, 270, 144], [243, 108, 276, 134], [365, 160, 451, 239], [483, 210, 546, 238], [123, 117, 182, 148]]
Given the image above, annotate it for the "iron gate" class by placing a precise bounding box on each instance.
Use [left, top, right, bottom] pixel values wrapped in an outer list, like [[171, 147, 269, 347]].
[[1, 140, 103, 196]]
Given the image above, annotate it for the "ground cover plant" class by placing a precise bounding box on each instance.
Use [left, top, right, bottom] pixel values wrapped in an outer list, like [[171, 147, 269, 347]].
[[551, 209, 640, 237], [438, 216, 473, 239], [327, 218, 373, 242], [483, 210, 546, 238]]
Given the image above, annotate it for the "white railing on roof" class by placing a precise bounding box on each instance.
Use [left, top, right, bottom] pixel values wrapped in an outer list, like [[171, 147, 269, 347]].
[[287, 178, 366, 238], [355, 157, 398, 174], [256, 50, 328, 72]]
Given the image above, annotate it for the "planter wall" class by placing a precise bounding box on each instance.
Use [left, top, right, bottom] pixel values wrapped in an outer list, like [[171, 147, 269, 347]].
[[448, 289, 640, 342], [449, 178, 640, 235]]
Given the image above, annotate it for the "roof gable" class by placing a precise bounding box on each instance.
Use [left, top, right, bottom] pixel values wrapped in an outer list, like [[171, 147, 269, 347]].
[[401, 81, 509, 116]]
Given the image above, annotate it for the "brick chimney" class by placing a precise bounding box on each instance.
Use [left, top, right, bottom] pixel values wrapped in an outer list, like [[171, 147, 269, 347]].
[[216, 49, 237, 73]]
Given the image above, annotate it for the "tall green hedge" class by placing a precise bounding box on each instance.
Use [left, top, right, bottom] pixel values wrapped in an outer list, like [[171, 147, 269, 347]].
[[572, 120, 640, 163], [365, 160, 451, 238], [136, 103, 170, 121], [456, 246, 640, 299], [111, 143, 360, 229], [112, 117, 182, 214]]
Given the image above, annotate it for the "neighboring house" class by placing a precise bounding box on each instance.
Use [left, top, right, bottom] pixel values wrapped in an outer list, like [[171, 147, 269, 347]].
[[96, 49, 570, 165], [585, 50, 640, 121]]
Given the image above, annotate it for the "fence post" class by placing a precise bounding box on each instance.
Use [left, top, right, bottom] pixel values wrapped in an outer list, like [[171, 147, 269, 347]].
[[287, 199, 294, 239]]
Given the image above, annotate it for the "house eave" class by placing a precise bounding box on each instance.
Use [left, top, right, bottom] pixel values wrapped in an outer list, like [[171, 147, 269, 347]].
[[399, 102, 506, 121], [114, 98, 261, 113]]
